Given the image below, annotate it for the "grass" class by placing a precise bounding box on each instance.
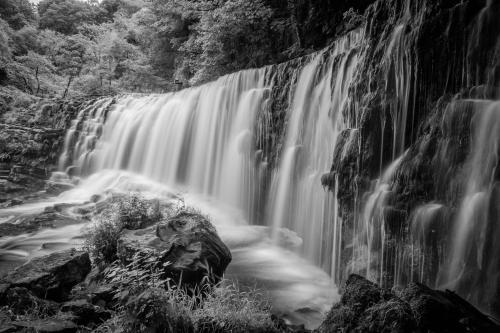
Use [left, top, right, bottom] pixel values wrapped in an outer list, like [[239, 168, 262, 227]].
[[92, 279, 278, 333]]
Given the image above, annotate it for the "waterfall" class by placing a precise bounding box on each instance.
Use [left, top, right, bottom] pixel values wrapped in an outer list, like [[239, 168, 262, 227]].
[[60, 31, 364, 275], [444, 100, 500, 304], [61, 68, 273, 219], [268, 32, 361, 275]]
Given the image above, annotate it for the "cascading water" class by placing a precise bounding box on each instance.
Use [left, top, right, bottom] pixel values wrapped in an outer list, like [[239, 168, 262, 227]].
[[60, 31, 364, 276], [268, 32, 362, 276], [354, 96, 500, 314], [442, 100, 500, 307]]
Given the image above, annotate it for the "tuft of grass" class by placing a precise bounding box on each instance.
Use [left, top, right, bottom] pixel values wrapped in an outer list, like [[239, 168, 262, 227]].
[[191, 281, 277, 332]]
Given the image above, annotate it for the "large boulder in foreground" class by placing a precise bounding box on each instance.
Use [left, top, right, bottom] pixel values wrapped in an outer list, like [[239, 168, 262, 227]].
[[318, 274, 415, 333], [118, 211, 231, 288], [318, 274, 500, 333], [1, 249, 91, 302], [400, 283, 500, 333]]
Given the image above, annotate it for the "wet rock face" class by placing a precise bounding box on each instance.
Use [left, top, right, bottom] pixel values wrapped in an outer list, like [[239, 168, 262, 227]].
[[319, 275, 500, 333], [118, 211, 232, 288], [321, 0, 500, 317], [1, 249, 91, 302], [0, 98, 92, 204]]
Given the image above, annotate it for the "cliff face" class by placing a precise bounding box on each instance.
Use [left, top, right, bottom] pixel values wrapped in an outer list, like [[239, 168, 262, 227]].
[[0, 93, 91, 203], [321, 0, 500, 317]]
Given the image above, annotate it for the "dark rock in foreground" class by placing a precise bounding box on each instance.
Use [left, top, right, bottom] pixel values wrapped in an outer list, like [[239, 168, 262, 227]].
[[1, 249, 91, 302], [318, 274, 500, 333], [118, 211, 232, 288], [9, 318, 78, 333], [60, 299, 111, 326]]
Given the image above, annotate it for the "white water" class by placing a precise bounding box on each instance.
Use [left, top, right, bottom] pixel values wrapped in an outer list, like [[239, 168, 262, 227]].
[[445, 100, 500, 287]]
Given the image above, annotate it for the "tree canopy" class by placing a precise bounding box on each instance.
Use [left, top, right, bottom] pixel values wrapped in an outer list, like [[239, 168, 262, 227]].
[[0, 0, 368, 97]]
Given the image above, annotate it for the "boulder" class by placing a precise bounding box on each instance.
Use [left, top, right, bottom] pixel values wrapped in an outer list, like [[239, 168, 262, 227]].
[[11, 318, 78, 333], [117, 211, 231, 288], [319, 274, 415, 333], [0, 287, 58, 315], [156, 211, 232, 286], [340, 274, 388, 310], [319, 275, 500, 333], [1, 249, 91, 301], [45, 181, 74, 195], [400, 283, 500, 333], [61, 299, 111, 326]]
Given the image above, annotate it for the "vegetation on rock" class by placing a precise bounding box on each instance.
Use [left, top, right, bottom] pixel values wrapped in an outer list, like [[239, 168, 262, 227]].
[[84, 193, 162, 263]]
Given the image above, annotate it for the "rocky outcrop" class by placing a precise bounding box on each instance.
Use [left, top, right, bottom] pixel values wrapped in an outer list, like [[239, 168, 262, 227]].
[[118, 211, 232, 288], [0, 97, 94, 204], [318, 274, 500, 333], [1, 249, 91, 302], [316, 0, 500, 319]]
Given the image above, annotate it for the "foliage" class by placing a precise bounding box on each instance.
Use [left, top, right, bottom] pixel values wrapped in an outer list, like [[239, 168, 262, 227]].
[[38, 0, 106, 35], [191, 281, 277, 332], [0, 0, 35, 30], [84, 193, 162, 263], [98, 250, 277, 333], [117, 194, 162, 229], [0, 0, 367, 95], [179, 0, 275, 84]]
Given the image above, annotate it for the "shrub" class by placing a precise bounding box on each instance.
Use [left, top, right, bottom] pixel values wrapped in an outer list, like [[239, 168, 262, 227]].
[[85, 208, 122, 264], [125, 288, 194, 333], [117, 194, 161, 230], [84, 193, 163, 264]]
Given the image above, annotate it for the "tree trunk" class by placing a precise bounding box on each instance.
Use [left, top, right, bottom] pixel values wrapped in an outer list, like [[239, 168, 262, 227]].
[[63, 75, 74, 99], [35, 66, 40, 96], [22, 77, 33, 94]]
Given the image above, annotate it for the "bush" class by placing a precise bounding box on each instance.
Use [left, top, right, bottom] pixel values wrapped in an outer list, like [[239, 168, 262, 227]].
[[84, 193, 162, 264], [117, 194, 161, 230]]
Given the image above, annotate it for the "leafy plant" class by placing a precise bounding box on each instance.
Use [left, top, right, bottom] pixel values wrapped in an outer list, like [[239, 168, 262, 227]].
[[117, 193, 162, 229], [84, 193, 163, 264], [85, 207, 122, 264]]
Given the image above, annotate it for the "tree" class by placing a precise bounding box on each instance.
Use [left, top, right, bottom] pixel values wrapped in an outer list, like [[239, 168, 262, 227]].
[[0, 0, 36, 30], [16, 51, 56, 95], [11, 25, 39, 56], [54, 34, 92, 97], [0, 19, 12, 61], [38, 0, 106, 35], [179, 0, 275, 84]]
